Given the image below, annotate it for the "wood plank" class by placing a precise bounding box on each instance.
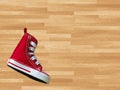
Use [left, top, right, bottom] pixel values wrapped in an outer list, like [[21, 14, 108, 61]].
[[0, 0, 120, 90]]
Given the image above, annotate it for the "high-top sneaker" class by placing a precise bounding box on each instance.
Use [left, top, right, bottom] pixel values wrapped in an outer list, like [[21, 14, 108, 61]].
[[7, 28, 50, 83]]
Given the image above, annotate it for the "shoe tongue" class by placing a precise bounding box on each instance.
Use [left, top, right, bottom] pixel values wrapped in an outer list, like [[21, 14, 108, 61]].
[[29, 34, 38, 45], [23, 28, 38, 45]]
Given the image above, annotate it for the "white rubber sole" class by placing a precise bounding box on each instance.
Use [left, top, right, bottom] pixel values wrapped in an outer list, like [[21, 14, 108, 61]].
[[7, 59, 50, 83]]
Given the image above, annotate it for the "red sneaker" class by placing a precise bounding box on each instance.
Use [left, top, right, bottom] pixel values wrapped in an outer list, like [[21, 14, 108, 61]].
[[7, 28, 50, 83]]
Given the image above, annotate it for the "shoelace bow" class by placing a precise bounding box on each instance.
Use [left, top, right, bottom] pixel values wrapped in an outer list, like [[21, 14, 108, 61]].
[[28, 41, 40, 65]]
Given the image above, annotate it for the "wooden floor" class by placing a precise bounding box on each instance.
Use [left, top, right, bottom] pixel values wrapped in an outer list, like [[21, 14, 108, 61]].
[[0, 0, 120, 90]]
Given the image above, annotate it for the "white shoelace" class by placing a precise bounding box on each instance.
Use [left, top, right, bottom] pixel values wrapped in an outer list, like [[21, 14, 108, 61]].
[[28, 41, 40, 65]]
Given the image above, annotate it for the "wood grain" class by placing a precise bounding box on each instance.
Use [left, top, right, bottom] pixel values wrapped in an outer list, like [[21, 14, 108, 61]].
[[0, 0, 120, 90]]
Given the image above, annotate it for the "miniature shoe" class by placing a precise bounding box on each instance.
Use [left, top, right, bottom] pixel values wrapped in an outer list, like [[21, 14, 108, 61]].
[[7, 28, 50, 83]]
